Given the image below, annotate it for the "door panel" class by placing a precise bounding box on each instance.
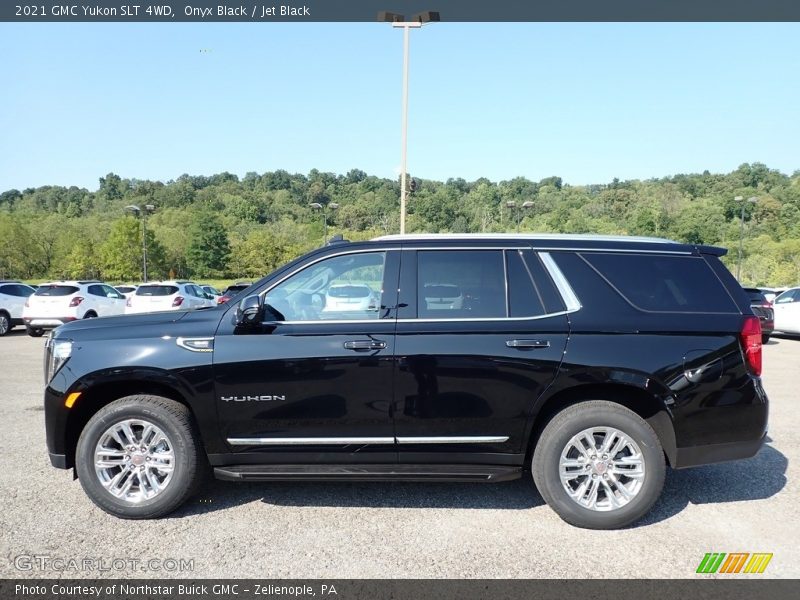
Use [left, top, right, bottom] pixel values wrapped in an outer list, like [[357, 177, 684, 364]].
[[393, 248, 569, 462], [394, 319, 568, 460], [212, 249, 400, 463]]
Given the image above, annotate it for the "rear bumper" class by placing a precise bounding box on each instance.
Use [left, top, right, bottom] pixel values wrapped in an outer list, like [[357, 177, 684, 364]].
[[24, 317, 75, 328], [673, 432, 766, 469]]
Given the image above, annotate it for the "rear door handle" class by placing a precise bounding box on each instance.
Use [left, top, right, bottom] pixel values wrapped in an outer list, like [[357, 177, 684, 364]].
[[344, 340, 387, 351], [506, 339, 550, 349]]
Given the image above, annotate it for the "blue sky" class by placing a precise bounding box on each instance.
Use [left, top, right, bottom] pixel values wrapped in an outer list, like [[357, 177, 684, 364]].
[[0, 23, 798, 191]]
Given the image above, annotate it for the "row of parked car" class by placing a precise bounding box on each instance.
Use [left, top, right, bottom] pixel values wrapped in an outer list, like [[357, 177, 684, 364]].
[[0, 279, 252, 336], [742, 286, 800, 342], [3, 277, 800, 339]]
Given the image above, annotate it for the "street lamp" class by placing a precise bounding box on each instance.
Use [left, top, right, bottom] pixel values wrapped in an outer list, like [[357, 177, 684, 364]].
[[309, 202, 339, 246], [736, 195, 758, 281], [379, 10, 440, 234], [505, 200, 534, 232], [124, 204, 155, 282]]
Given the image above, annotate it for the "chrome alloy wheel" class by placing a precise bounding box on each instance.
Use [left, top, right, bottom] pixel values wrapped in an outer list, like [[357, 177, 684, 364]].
[[559, 426, 646, 512], [0, 315, 8, 335], [94, 419, 175, 503]]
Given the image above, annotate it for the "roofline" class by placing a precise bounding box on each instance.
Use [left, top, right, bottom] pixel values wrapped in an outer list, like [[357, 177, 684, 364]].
[[373, 233, 679, 244]]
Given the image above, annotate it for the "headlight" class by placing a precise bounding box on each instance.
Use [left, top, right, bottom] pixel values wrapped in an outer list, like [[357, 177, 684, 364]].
[[45, 338, 72, 383]]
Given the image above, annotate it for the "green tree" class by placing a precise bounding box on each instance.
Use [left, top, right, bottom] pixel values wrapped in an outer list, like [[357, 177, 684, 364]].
[[100, 218, 166, 282], [186, 211, 231, 277]]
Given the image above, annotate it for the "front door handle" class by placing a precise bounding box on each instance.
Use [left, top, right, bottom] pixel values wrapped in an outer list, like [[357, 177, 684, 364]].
[[506, 339, 550, 349], [344, 340, 387, 351]]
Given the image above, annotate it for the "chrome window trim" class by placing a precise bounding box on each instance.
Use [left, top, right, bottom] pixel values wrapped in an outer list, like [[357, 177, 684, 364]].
[[539, 252, 582, 312], [227, 436, 509, 446], [251, 246, 580, 325]]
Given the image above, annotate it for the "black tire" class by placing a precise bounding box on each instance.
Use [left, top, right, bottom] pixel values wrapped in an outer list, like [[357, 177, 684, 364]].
[[75, 395, 206, 519], [26, 326, 45, 337], [83, 311, 97, 319], [0, 312, 11, 336], [762, 334, 770, 344], [532, 400, 665, 530]]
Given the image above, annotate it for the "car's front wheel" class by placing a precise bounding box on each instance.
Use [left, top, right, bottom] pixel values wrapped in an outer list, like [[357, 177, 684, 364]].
[[26, 326, 45, 337], [75, 395, 205, 519], [532, 400, 665, 530]]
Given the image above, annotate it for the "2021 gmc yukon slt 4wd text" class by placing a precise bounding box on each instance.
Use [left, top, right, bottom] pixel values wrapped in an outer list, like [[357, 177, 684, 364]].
[[43, 234, 768, 529]]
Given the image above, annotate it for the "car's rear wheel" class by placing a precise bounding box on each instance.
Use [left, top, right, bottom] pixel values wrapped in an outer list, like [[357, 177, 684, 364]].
[[26, 326, 45, 337], [0, 312, 11, 336], [75, 395, 205, 519], [762, 334, 770, 344], [532, 400, 665, 530]]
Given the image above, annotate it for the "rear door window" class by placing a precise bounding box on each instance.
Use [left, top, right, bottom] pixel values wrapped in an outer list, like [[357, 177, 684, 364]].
[[35, 285, 79, 297], [581, 253, 738, 313], [417, 250, 506, 319]]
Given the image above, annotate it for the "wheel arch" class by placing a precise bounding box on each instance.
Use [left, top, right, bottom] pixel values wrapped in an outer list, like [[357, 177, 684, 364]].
[[526, 382, 677, 468], [63, 378, 198, 471]]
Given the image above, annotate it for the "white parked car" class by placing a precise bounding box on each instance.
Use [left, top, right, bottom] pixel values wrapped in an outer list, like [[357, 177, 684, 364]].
[[199, 284, 222, 301], [114, 284, 139, 299], [322, 284, 379, 313], [22, 281, 126, 337], [0, 280, 36, 336], [772, 287, 800, 335], [423, 283, 464, 311], [125, 281, 216, 314]]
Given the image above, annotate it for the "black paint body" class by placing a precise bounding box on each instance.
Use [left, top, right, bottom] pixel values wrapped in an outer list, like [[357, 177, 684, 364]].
[[44, 236, 768, 478]]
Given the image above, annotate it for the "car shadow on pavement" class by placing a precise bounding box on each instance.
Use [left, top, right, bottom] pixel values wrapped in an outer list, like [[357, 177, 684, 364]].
[[173, 440, 786, 523], [633, 440, 787, 527], [177, 477, 546, 517]]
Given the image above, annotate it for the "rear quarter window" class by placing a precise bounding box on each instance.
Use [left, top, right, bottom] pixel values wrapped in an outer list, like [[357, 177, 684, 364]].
[[581, 253, 739, 313]]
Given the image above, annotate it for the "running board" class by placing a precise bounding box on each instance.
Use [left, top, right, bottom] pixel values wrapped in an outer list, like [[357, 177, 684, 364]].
[[214, 464, 522, 483]]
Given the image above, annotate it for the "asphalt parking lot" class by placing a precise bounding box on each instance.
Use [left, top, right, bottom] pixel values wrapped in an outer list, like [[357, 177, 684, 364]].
[[0, 331, 798, 579]]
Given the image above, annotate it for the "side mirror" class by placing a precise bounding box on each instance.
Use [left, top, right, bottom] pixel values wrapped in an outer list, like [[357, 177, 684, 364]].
[[235, 295, 263, 325]]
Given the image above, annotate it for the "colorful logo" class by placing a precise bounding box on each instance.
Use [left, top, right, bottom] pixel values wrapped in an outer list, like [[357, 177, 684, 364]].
[[696, 553, 773, 574]]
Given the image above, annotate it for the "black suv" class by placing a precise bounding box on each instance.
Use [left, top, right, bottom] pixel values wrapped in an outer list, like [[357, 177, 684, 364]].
[[44, 234, 768, 529]]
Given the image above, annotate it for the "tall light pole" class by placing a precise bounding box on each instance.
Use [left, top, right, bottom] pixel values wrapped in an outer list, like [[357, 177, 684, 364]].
[[310, 202, 339, 246], [736, 195, 758, 281], [379, 10, 440, 234], [506, 200, 535, 232], [125, 204, 155, 282]]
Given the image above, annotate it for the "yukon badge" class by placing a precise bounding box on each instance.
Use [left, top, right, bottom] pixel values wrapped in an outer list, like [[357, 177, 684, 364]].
[[221, 395, 286, 402]]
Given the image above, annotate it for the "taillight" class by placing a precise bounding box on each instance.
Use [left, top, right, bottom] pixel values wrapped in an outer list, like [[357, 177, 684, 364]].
[[739, 315, 762, 376], [126, 297, 132, 307], [172, 296, 184, 307], [69, 296, 84, 307], [217, 296, 227, 304]]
